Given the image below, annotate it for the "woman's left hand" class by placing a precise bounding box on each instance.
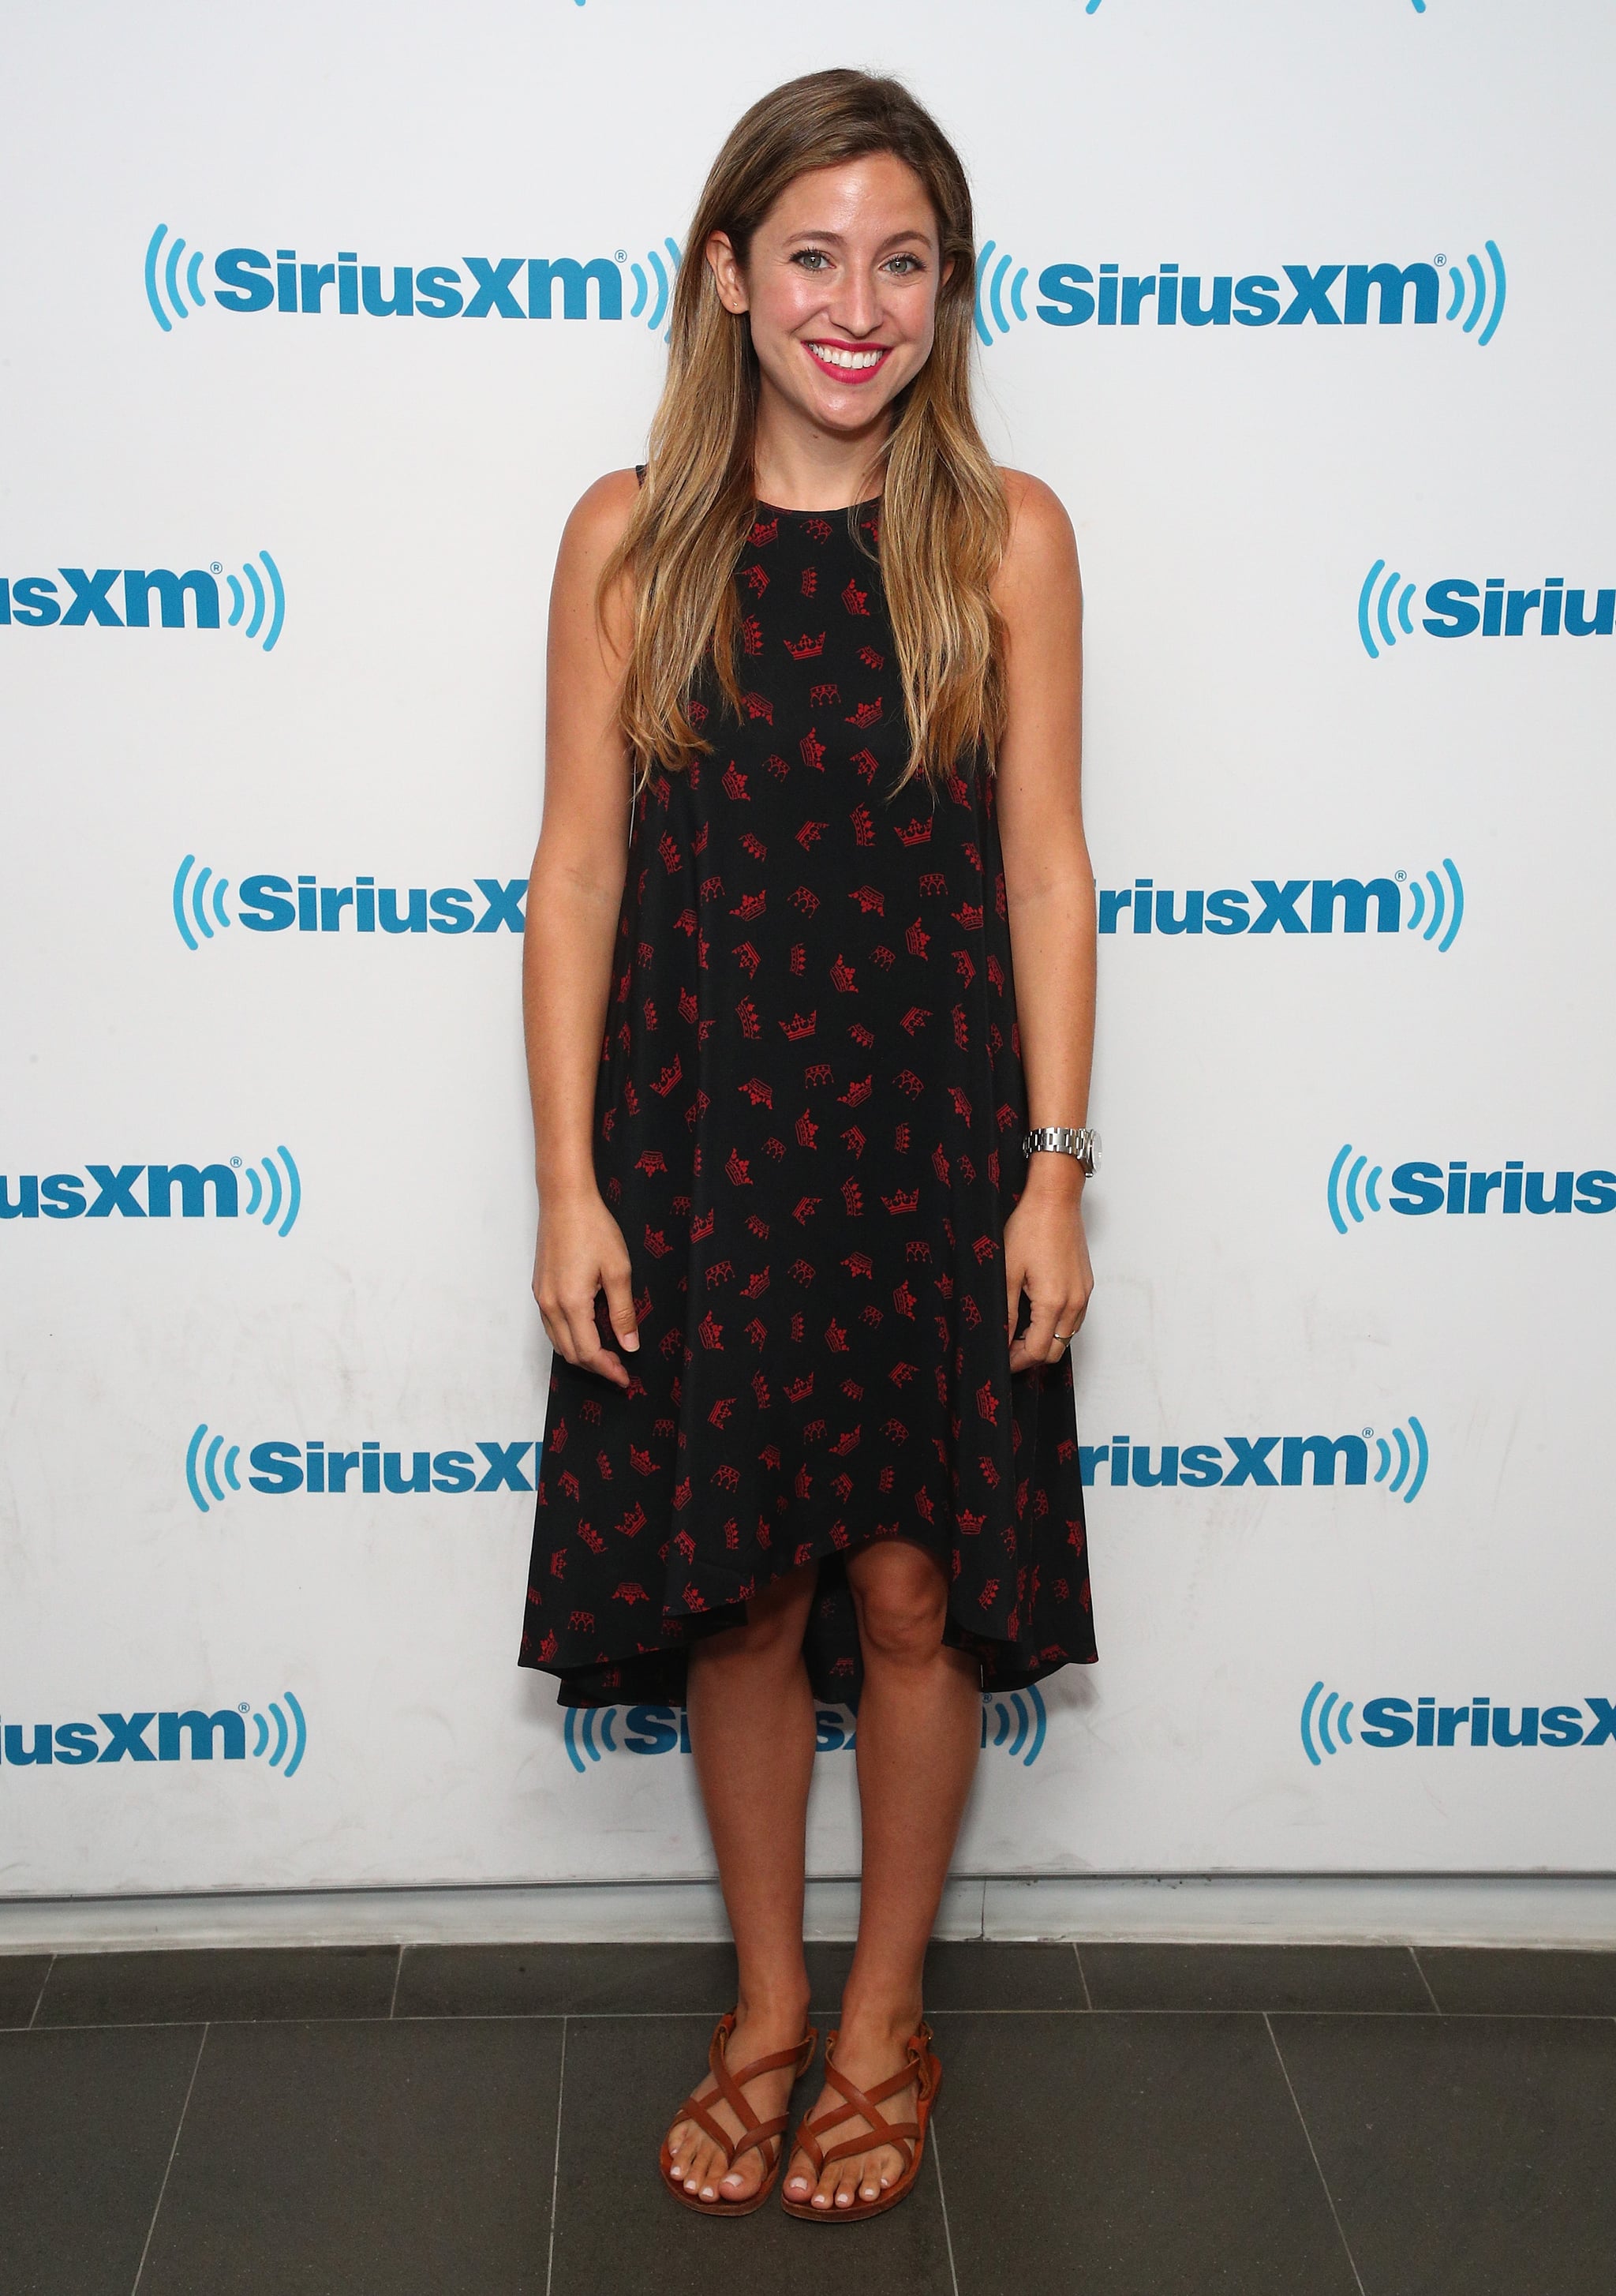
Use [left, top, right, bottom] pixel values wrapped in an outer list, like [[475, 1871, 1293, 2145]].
[[1004, 1172, 1094, 1373]]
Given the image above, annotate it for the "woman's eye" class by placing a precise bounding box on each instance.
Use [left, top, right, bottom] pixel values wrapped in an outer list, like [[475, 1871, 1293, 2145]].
[[792, 249, 831, 272], [886, 254, 924, 275]]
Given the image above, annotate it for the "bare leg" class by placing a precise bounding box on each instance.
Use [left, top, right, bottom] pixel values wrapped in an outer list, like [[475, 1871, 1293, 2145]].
[[663, 1564, 819, 2203], [785, 1538, 982, 2210]]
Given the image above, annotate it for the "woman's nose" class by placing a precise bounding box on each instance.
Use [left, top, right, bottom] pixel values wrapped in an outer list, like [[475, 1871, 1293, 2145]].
[[825, 269, 883, 339]]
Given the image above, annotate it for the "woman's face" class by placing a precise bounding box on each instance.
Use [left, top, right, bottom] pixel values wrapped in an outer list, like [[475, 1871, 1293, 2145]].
[[706, 152, 949, 445]]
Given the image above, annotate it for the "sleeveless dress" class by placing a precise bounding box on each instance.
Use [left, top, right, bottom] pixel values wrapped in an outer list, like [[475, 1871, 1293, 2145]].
[[518, 496, 1096, 1707]]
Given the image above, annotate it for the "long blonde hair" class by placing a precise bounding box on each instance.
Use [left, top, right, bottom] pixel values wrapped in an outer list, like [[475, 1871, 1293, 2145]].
[[603, 69, 1009, 797]]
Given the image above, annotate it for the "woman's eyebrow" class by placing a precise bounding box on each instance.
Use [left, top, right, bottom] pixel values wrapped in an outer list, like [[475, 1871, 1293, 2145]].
[[780, 227, 934, 250]]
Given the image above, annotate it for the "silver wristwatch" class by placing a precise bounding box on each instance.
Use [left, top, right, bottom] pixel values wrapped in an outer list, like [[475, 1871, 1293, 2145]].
[[1022, 1126, 1102, 1177]]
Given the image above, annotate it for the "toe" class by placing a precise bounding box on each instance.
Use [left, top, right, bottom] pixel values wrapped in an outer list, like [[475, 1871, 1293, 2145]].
[[717, 2144, 761, 2202], [784, 2148, 815, 2202], [833, 2159, 862, 2208]]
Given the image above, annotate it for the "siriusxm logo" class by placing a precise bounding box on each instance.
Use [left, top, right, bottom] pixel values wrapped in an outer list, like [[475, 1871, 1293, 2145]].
[[1099, 863, 1462, 953], [1, 1692, 306, 1778], [1328, 1148, 1616, 1233], [2, 1149, 301, 1234], [185, 1429, 541, 1513], [1084, 1419, 1428, 1504], [975, 243, 1503, 347], [171, 858, 526, 950], [145, 227, 682, 335], [1301, 1682, 1616, 1766], [563, 1685, 1046, 1773], [1358, 562, 1615, 658], [0, 555, 284, 651]]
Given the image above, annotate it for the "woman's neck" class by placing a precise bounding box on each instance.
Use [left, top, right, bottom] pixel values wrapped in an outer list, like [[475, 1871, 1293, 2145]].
[[750, 393, 888, 513]]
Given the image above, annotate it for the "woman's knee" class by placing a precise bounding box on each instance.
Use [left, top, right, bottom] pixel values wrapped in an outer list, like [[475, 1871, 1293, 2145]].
[[849, 1545, 949, 1667], [697, 1565, 814, 1671]]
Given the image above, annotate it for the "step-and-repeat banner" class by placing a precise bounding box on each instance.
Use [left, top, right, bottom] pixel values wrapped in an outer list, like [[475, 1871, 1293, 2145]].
[[4, 0, 1613, 1895]]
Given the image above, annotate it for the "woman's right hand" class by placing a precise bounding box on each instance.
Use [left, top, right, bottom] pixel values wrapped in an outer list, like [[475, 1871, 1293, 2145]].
[[533, 1189, 641, 1389]]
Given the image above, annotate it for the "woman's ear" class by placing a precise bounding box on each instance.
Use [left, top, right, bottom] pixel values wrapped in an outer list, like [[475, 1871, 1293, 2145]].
[[705, 231, 750, 315]]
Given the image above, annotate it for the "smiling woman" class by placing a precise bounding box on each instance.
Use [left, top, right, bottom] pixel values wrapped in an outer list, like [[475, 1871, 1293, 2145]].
[[518, 68, 1098, 2230]]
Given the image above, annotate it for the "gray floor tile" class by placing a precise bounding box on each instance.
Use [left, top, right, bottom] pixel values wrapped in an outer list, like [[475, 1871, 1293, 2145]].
[[1082, 1941, 1432, 2014], [0, 2024, 204, 2296], [137, 2016, 562, 2295], [933, 2009, 1360, 2296], [548, 2012, 953, 2295], [1274, 2011, 1616, 2295], [37, 1944, 398, 2026], [806, 1938, 1087, 2015], [396, 1940, 741, 2018], [919, 1942, 1086, 2012], [1416, 1944, 1616, 2015], [0, 1953, 51, 2028], [804, 1939, 855, 2013]]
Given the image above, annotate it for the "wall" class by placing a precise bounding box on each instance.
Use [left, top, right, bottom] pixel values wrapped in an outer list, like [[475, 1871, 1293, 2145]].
[[2, 0, 1612, 1899]]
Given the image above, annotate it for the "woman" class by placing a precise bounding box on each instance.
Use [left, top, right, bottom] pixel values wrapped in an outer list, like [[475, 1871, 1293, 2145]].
[[519, 68, 1097, 2221]]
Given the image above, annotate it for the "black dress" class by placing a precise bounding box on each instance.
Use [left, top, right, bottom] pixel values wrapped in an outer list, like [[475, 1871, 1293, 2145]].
[[519, 496, 1096, 1707]]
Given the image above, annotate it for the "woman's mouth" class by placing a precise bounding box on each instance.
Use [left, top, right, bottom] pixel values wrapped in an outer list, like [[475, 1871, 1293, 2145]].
[[803, 341, 891, 384]]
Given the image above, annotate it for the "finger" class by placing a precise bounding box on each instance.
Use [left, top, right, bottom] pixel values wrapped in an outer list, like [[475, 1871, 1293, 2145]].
[[1042, 1296, 1083, 1362], [559, 1292, 630, 1388], [1004, 1254, 1026, 1341], [1017, 1290, 1061, 1365], [600, 1262, 641, 1354]]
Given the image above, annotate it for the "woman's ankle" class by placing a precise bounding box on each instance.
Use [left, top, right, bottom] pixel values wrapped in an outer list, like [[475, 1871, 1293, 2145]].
[[735, 1972, 811, 2031], [836, 1982, 926, 2046]]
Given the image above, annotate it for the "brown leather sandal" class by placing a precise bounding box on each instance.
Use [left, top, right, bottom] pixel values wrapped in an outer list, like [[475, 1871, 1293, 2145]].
[[780, 2021, 941, 2221], [659, 2010, 818, 2216]]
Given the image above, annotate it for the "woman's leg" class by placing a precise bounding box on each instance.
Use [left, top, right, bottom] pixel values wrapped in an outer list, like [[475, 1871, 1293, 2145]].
[[664, 1562, 820, 2202], [785, 1538, 982, 2210]]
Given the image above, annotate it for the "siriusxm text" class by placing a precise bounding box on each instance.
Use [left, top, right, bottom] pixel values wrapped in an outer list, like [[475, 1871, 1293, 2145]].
[[1087, 1435, 1378, 1488], [1360, 1697, 1616, 1749], [3, 1711, 246, 1765], [238, 877, 526, 935], [212, 249, 623, 320], [245, 1440, 540, 1493], [1036, 261, 1464, 328], [6, 1166, 254, 1219], [2, 568, 226, 627], [0, 1706, 296, 1766], [1423, 578, 1614, 639], [1389, 1163, 1616, 1215], [1101, 878, 1407, 936]]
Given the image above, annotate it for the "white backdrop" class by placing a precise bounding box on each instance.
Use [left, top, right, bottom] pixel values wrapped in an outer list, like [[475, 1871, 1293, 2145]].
[[3, 0, 1614, 1898]]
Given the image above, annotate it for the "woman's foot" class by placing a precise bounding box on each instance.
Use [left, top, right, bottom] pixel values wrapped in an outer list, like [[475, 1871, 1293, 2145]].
[[783, 2008, 924, 2211], [664, 2000, 813, 2204]]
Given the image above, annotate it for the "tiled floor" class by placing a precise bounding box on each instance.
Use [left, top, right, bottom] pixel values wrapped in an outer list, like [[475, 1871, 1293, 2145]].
[[4, 1940, 1616, 2294]]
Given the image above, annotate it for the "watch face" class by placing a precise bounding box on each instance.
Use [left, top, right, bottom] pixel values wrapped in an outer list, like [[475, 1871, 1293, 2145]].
[[1087, 1133, 1102, 1174]]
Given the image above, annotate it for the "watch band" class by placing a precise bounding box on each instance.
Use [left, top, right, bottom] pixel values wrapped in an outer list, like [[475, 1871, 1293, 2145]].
[[1022, 1126, 1101, 1177]]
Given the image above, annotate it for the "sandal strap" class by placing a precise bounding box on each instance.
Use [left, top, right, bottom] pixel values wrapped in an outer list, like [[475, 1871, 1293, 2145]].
[[672, 2016, 815, 2171], [790, 2028, 933, 2179]]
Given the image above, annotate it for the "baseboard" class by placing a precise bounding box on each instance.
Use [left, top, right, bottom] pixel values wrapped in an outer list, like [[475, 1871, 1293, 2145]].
[[3, 1872, 1616, 1954]]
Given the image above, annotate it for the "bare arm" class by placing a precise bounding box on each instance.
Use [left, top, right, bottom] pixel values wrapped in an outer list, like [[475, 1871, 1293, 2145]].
[[524, 469, 643, 1388], [990, 470, 1097, 1371]]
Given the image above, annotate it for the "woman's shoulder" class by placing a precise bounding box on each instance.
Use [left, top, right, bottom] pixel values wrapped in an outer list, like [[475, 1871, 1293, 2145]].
[[559, 467, 642, 556], [993, 466, 1080, 600]]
